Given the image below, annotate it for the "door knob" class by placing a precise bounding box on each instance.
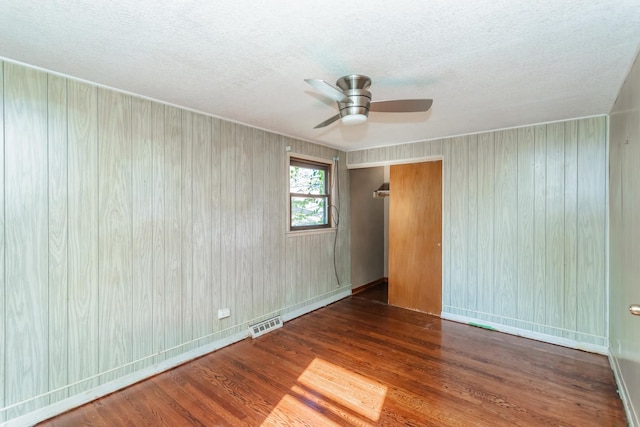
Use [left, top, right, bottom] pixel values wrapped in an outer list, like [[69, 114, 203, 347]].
[[630, 304, 640, 316]]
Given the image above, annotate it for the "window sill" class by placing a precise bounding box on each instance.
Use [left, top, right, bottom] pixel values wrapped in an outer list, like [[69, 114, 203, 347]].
[[286, 228, 337, 237]]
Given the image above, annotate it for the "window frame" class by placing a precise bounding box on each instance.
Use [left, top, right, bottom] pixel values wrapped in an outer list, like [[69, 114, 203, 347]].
[[288, 154, 334, 232]]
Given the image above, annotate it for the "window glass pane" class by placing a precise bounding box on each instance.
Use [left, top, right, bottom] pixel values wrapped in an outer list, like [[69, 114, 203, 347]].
[[291, 196, 328, 227], [290, 165, 326, 195]]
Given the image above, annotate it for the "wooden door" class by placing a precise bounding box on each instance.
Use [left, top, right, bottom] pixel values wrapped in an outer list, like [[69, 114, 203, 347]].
[[389, 161, 442, 315]]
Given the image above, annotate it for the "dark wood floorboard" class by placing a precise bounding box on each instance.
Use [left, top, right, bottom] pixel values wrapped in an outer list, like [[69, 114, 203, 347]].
[[352, 282, 388, 304], [39, 297, 627, 426]]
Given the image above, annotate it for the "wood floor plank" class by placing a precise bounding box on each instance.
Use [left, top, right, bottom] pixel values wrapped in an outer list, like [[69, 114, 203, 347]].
[[38, 293, 626, 426]]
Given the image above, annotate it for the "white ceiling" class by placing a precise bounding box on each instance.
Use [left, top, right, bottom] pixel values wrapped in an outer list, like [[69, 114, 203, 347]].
[[1, 1, 639, 151]]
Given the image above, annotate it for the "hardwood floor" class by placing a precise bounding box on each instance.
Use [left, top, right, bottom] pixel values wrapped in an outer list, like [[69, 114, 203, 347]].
[[39, 297, 626, 426], [352, 281, 388, 304]]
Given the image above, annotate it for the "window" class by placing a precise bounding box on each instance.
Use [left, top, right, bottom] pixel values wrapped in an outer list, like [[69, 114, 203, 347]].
[[289, 157, 331, 231]]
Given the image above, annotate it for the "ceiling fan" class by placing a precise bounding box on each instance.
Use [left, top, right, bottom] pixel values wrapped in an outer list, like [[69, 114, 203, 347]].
[[305, 74, 433, 129]]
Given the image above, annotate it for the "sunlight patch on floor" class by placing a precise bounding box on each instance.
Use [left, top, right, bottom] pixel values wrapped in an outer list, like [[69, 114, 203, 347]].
[[261, 394, 342, 427], [262, 357, 388, 425], [298, 358, 387, 421]]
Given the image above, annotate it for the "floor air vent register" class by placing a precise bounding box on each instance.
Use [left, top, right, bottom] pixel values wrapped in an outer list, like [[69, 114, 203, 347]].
[[249, 316, 282, 338]]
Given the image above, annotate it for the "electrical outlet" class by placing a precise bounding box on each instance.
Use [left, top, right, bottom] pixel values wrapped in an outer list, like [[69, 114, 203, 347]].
[[217, 308, 230, 319]]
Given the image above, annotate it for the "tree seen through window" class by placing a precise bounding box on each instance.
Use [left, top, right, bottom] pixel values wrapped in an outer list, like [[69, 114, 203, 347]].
[[289, 158, 330, 230]]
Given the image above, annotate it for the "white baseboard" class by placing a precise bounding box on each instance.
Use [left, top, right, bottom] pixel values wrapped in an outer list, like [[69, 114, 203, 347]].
[[440, 312, 609, 355], [609, 352, 638, 427], [2, 288, 352, 427], [282, 286, 351, 322]]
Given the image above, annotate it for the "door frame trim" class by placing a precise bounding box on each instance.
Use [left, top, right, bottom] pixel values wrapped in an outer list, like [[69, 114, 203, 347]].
[[346, 155, 443, 170]]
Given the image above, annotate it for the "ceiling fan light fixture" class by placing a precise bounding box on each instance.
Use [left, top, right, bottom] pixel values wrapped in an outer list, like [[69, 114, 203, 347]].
[[341, 114, 367, 126]]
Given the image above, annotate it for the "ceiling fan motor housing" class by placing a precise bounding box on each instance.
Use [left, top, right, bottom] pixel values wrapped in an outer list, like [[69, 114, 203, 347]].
[[338, 89, 371, 118], [336, 75, 372, 119]]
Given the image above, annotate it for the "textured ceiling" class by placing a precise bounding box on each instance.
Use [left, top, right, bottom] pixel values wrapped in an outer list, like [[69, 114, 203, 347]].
[[1, 1, 639, 151]]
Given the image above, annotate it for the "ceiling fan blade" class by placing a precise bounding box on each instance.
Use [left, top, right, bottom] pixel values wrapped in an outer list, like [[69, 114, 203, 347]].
[[314, 114, 341, 129], [369, 99, 433, 113], [305, 79, 353, 104]]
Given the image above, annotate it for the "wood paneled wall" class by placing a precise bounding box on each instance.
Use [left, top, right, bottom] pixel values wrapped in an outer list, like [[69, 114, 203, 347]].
[[347, 117, 608, 347], [0, 60, 350, 421]]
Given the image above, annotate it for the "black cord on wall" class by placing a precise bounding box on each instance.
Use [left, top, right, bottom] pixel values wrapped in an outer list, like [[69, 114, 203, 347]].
[[330, 156, 341, 287]]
